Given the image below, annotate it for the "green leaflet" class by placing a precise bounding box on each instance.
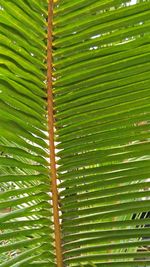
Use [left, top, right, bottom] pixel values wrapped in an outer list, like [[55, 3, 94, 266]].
[[0, 1, 45, 37], [0, 34, 44, 68], [55, 2, 150, 36], [54, 10, 150, 47], [65, 252, 150, 264], [0, 246, 47, 267], [54, 0, 130, 17], [63, 227, 150, 243]]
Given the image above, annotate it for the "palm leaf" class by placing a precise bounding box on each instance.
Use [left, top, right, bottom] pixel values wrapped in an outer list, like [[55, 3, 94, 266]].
[[0, 0, 150, 266]]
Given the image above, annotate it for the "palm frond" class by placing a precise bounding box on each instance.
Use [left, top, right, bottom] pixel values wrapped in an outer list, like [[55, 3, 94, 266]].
[[53, 0, 150, 265], [0, 0, 150, 266], [0, 1, 55, 265]]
